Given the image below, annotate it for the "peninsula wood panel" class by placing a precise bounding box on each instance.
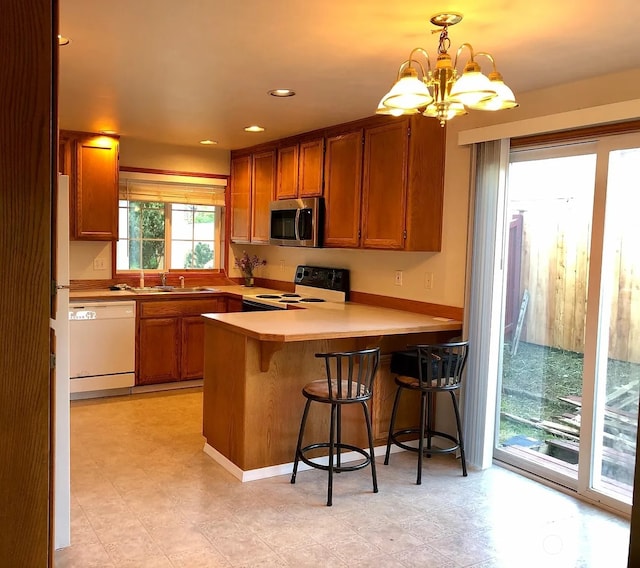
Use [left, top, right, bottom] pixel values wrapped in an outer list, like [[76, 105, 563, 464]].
[[0, 0, 54, 563], [202, 324, 459, 471]]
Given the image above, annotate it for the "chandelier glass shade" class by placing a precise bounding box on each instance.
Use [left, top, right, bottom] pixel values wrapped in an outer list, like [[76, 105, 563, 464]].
[[376, 13, 518, 126]]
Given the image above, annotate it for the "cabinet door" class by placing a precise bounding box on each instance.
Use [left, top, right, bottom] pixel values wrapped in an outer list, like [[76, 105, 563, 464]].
[[404, 116, 446, 251], [251, 150, 275, 243], [225, 297, 243, 312], [298, 139, 324, 197], [361, 120, 408, 249], [276, 145, 298, 199], [72, 135, 119, 240], [323, 131, 363, 248], [230, 155, 252, 243], [138, 317, 180, 385], [181, 316, 205, 380]]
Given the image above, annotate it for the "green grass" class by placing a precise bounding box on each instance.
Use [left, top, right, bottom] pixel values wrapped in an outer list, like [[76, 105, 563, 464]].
[[499, 341, 640, 447]]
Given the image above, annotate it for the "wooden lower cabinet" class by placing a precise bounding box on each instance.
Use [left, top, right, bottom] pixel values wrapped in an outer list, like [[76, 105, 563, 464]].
[[136, 296, 228, 385], [181, 316, 206, 380], [138, 317, 180, 385]]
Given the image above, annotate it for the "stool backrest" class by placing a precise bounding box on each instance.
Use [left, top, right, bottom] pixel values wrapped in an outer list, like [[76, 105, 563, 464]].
[[315, 347, 380, 402], [411, 341, 469, 390]]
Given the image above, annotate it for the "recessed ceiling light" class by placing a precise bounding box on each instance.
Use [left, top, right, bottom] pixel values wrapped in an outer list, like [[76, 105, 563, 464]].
[[268, 89, 296, 97], [199, 139, 218, 145], [244, 125, 265, 133], [58, 34, 71, 46]]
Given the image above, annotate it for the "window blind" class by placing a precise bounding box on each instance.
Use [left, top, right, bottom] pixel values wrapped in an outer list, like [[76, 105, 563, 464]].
[[119, 173, 225, 206]]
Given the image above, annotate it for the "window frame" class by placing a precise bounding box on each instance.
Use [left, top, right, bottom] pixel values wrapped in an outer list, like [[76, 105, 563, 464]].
[[114, 168, 227, 276]]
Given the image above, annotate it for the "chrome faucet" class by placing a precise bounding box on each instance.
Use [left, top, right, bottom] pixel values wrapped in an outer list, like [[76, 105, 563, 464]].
[[161, 272, 169, 286]]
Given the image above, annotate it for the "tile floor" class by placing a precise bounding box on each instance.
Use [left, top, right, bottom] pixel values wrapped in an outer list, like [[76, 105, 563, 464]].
[[56, 388, 630, 567]]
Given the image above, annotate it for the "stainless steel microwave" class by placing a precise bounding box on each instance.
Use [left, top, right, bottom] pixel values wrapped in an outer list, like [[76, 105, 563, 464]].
[[269, 197, 323, 247]]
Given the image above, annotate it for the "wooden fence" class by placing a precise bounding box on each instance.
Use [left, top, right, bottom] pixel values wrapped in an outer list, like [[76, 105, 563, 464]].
[[511, 202, 640, 364]]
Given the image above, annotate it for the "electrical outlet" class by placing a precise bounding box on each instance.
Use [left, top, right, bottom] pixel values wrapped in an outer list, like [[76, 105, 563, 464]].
[[424, 272, 434, 290], [394, 270, 403, 286], [279, 260, 285, 272], [93, 258, 106, 270]]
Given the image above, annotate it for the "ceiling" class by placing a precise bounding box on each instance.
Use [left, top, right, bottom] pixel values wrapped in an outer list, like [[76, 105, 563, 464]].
[[59, 0, 640, 151]]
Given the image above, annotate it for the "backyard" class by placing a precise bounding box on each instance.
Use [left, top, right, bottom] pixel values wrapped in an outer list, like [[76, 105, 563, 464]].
[[499, 340, 639, 489]]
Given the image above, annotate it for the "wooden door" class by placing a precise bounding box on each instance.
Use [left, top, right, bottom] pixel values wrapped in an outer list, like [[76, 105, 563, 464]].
[[181, 316, 205, 379], [298, 138, 324, 197], [276, 145, 298, 199], [251, 150, 276, 243], [361, 120, 408, 249], [138, 318, 180, 384], [323, 130, 363, 248], [230, 155, 252, 243], [72, 135, 119, 240]]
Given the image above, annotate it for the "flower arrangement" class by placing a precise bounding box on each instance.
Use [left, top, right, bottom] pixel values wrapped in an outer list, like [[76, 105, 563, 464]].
[[234, 251, 266, 278]]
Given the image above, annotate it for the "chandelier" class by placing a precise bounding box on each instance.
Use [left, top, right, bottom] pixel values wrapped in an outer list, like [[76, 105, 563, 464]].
[[376, 13, 517, 126]]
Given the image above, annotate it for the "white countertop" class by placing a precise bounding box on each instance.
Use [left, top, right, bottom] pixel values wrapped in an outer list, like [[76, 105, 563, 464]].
[[202, 302, 461, 342]]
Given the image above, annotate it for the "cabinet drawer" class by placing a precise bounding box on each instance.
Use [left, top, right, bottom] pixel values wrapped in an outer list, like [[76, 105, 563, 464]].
[[139, 297, 223, 318]]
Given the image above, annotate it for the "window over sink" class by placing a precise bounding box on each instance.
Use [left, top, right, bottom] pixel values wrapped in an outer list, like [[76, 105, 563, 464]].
[[116, 172, 226, 272]]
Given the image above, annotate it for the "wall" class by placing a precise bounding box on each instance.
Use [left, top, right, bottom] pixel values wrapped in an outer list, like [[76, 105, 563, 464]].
[[72, 68, 640, 308], [69, 138, 230, 279]]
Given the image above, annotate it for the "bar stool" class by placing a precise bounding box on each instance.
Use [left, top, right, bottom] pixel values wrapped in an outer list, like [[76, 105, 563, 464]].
[[384, 341, 469, 484], [291, 347, 380, 506]]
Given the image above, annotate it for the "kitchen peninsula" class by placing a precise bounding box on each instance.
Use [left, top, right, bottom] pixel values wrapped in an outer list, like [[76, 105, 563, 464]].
[[201, 303, 462, 480]]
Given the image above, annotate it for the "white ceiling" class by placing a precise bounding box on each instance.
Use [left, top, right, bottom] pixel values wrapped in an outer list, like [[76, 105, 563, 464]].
[[59, 0, 640, 150]]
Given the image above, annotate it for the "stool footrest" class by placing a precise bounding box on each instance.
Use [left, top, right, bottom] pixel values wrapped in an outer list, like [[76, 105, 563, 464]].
[[298, 442, 372, 473], [388, 428, 460, 455]]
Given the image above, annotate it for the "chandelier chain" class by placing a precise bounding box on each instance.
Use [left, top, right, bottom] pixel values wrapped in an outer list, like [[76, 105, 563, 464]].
[[437, 27, 450, 55]]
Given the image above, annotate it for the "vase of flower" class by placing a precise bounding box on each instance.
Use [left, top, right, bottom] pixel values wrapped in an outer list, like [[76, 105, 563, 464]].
[[235, 251, 266, 287]]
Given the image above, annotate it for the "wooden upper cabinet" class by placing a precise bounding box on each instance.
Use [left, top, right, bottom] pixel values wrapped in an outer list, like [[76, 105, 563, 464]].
[[230, 155, 252, 243], [63, 132, 119, 240], [298, 138, 324, 197], [404, 116, 446, 252], [323, 130, 363, 248], [275, 138, 324, 199], [361, 120, 409, 249], [276, 145, 298, 199], [229, 115, 445, 251], [251, 150, 275, 243]]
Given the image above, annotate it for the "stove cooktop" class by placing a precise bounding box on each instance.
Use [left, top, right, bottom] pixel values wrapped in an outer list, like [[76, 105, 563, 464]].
[[245, 265, 349, 309], [254, 293, 326, 304]]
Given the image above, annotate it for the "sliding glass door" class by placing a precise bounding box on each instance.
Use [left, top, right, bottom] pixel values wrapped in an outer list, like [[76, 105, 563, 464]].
[[494, 133, 640, 513]]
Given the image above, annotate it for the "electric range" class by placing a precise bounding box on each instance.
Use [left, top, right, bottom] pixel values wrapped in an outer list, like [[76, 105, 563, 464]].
[[242, 265, 349, 311]]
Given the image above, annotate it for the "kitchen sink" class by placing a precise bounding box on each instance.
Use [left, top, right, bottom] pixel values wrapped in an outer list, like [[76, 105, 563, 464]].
[[170, 287, 220, 293], [130, 286, 219, 294]]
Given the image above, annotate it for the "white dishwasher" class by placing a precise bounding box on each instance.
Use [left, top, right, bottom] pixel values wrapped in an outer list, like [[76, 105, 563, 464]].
[[69, 300, 136, 397]]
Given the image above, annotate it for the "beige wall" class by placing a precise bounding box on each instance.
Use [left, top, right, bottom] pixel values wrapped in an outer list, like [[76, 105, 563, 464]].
[[72, 69, 640, 301]]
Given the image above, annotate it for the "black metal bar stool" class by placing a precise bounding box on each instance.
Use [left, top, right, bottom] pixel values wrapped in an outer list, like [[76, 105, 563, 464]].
[[291, 347, 380, 506], [384, 341, 469, 484]]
